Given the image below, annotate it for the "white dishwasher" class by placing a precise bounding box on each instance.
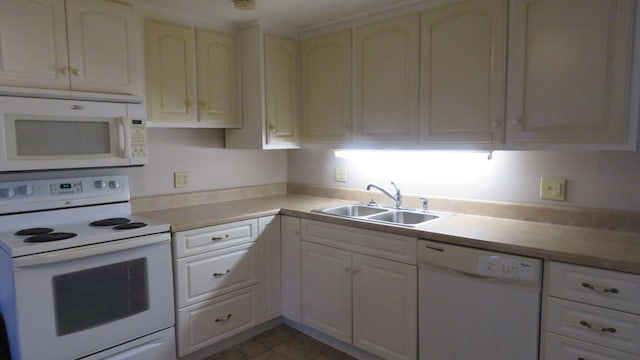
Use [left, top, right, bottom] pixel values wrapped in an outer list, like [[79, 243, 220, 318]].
[[418, 240, 542, 360]]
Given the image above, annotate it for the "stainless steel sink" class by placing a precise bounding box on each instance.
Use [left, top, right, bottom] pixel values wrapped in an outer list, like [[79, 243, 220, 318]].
[[313, 203, 453, 227], [367, 210, 439, 225]]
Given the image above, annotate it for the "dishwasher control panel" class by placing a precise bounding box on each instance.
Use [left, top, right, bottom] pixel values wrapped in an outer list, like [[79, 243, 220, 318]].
[[477, 255, 536, 280]]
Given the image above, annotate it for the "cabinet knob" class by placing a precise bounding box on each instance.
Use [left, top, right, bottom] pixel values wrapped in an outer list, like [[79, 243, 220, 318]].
[[59, 67, 68, 75], [199, 101, 207, 108], [268, 123, 276, 131], [185, 101, 195, 109], [512, 117, 523, 126], [491, 120, 502, 128], [71, 68, 80, 76]]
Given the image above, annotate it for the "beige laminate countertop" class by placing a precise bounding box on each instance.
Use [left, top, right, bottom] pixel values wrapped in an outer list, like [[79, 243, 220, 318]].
[[138, 194, 640, 274]]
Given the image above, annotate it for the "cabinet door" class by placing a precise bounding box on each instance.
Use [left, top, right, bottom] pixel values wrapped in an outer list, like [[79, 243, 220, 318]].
[[0, 0, 69, 89], [264, 34, 298, 147], [301, 30, 352, 145], [145, 19, 197, 123], [257, 215, 281, 323], [301, 241, 352, 343], [66, 0, 139, 94], [281, 216, 302, 322], [421, 0, 506, 144], [354, 14, 419, 144], [352, 254, 417, 360], [196, 29, 240, 128], [506, 0, 635, 145]]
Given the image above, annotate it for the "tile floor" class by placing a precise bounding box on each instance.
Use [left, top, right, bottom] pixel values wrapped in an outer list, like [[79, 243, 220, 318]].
[[205, 324, 356, 360]]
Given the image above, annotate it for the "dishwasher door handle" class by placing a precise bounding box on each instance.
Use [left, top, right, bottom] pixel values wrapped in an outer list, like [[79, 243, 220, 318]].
[[421, 262, 498, 282]]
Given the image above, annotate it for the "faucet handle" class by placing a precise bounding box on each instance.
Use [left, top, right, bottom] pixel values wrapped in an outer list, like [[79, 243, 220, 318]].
[[420, 197, 429, 212]]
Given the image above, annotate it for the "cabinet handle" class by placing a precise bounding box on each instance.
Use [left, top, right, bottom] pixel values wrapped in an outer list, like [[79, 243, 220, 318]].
[[69, 105, 84, 110], [268, 123, 276, 131], [199, 101, 207, 109], [211, 235, 230, 241], [491, 120, 502, 127], [213, 270, 231, 277], [581, 282, 619, 294], [71, 68, 80, 76], [512, 117, 523, 126], [60, 67, 68, 75], [579, 320, 616, 333], [215, 314, 232, 322], [185, 101, 195, 109]]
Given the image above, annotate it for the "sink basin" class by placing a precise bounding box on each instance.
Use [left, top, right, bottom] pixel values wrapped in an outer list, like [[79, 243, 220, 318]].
[[367, 211, 439, 225], [318, 204, 388, 217], [313, 203, 453, 227]]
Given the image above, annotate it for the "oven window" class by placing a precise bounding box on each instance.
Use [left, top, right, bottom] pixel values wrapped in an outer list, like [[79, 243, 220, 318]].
[[15, 119, 111, 156], [52, 258, 149, 336]]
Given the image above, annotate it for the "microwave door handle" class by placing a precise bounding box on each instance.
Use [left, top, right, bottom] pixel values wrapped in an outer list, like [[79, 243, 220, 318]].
[[117, 117, 129, 159]]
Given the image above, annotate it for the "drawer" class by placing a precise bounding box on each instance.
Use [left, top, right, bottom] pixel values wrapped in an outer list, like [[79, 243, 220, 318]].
[[176, 286, 257, 356], [549, 262, 640, 314], [173, 219, 258, 258], [546, 297, 640, 355], [175, 242, 258, 307], [545, 332, 640, 360], [301, 219, 417, 264]]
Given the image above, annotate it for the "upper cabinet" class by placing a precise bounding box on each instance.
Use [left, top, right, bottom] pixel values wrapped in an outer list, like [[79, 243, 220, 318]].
[[420, 0, 507, 145], [354, 14, 420, 144], [301, 30, 352, 145], [225, 25, 299, 149], [0, 0, 140, 95], [145, 19, 240, 128], [506, 0, 636, 147]]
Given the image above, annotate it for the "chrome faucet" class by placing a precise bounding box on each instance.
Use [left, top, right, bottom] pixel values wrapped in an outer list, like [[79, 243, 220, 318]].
[[366, 182, 402, 208]]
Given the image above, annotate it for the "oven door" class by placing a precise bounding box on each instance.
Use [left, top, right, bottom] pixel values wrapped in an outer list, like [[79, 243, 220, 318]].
[[10, 233, 174, 360]]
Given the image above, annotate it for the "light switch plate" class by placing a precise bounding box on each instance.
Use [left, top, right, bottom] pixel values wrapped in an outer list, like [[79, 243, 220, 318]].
[[540, 177, 566, 201], [174, 172, 189, 188], [334, 167, 347, 183]]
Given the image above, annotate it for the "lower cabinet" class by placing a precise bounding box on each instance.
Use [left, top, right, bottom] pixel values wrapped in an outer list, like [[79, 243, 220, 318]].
[[300, 219, 417, 360], [173, 216, 281, 356]]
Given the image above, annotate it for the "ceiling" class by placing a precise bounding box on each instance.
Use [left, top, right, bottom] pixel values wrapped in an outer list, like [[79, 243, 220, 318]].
[[130, 0, 414, 29]]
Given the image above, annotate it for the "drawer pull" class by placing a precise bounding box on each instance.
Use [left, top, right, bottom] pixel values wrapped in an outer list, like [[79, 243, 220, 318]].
[[213, 270, 231, 277], [211, 235, 230, 241], [581, 282, 619, 294], [579, 320, 617, 333], [215, 314, 232, 322]]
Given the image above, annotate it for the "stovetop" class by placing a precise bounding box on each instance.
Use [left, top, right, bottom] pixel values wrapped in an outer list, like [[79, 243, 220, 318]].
[[0, 175, 170, 257]]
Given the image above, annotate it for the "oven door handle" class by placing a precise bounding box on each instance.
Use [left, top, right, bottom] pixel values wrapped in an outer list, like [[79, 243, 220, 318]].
[[14, 233, 170, 268]]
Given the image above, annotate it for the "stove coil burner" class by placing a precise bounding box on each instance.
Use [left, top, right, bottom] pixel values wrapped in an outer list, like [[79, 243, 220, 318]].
[[24, 232, 78, 243], [15, 228, 54, 236], [90, 218, 131, 227], [114, 222, 147, 230]]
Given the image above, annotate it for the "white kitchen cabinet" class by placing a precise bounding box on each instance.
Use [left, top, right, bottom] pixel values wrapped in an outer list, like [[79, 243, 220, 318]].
[[506, 0, 636, 147], [257, 215, 281, 323], [353, 14, 419, 145], [145, 19, 240, 127], [420, 0, 506, 145], [281, 215, 302, 322], [301, 30, 352, 145], [542, 261, 640, 359], [300, 219, 417, 360], [225, 25, 299, 149], [0, 0, 139, 95]]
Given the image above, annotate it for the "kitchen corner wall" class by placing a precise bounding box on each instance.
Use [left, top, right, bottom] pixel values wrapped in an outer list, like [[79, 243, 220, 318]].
[[287, 148, 640, 212], [0, 129, 288, 198]]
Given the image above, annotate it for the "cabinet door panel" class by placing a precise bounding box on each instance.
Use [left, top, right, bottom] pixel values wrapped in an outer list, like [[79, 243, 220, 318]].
[[66, 0, 139, 94], [257, 216, 281, 322], [0, 0, 69, 89], [301, 241, 352, 343], [145, 19, 196, 123], [421, 0, 506, 144], [281, 216, 302, 322], [352, 254, 417, 360], [354, 14, 419, 143], [196, 29, 239, 127], [302, 30, 352, 144], [507, 0, 634, 144], [265, 34, 298, 146]]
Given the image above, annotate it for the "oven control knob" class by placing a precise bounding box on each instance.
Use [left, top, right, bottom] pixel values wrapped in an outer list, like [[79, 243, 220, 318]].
[[108, 180, 120, 189], [0, 188, 16, 199], [95, 180, 106, 189], [17, 185, 34, 196]]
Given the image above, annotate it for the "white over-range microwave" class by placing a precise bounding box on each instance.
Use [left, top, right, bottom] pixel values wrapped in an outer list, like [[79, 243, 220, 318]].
[[0, 96, 148, 172]]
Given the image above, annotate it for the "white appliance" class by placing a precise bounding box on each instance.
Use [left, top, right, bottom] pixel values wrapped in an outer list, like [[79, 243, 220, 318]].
[[0, 96, 148, 172], [418, 240, 542, 360], [0, 176, 175, 360]]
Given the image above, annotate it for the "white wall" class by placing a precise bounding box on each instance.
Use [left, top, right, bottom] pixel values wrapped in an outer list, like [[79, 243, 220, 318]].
[[287, 148, 640, 212], [0, 129, 288, 198]]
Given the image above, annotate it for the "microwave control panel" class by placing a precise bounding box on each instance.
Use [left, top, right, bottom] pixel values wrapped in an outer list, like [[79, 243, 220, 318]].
[[129, 118, 147, 161]]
